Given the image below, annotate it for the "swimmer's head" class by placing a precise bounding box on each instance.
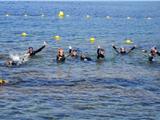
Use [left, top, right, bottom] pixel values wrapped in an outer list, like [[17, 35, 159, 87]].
[[28, 47, 33, 54], [58, 48, 64, 56], [120, 47, 126, 53], [71, 49, 78, 57], [151, 47, 157, 56], [6, 59, 14, 66], [97, 48, 105, 59]]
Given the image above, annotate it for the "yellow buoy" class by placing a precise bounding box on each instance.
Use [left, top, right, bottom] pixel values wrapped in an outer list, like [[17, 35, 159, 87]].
[[58, 11, 65, 18], [53, 35, 61, 41], [0, 79, 8, 85], [21, 32, 28, 37], [124, 39, 133, 44], [90, 37, 95, 44]]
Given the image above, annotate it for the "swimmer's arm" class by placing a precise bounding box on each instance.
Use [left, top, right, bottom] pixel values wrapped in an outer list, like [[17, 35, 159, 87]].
[[148, 55, 154, 62], [127, 45, 136, 54], [33, 42, 47, 55], [66, 54, 70, 58], [33, 45, 45, 55], [112, 45, 119, 53], [157, 51, 160, 56]]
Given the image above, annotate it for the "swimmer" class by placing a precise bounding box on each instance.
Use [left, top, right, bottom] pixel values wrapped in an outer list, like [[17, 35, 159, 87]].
[[80, 53, 92, 61], [97, 46, 105, 59], [56, 48, 65, 62], [26, 41, 47, 57], [148, 47, 160, 62], [112, 44, 136, 55], [6, 58, 18, 66], [68, 46, 79, 58], [5, 41, 47, 66]]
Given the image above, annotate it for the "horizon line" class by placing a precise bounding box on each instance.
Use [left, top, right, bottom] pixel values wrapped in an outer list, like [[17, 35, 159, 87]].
[[0, 0, 160, 1]]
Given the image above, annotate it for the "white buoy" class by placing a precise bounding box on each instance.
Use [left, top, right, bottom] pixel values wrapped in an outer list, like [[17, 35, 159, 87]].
[[127, 16, 131, 20], [5, 14, 9, 17], [147, 17, 152, 20], [86, 15, 91, 19], [24, 14, 27, 17], [106, 16, 111, 19], [41, 14, 44, 17], [66, 14, 70, 17]]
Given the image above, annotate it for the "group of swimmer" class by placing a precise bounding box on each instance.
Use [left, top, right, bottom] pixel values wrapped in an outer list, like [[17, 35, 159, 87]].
[[1, 41, 160, 86], [4, 41, 160, 67]]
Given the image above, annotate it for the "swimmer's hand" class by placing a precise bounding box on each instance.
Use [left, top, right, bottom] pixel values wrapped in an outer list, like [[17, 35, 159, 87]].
[[44, 41, 48, 46], [69, 46, 72, 49], [134, 45, 137, 48], [98, 45, 101, 49], [112, 44, 115, 47], [142, 50, 147, 53]]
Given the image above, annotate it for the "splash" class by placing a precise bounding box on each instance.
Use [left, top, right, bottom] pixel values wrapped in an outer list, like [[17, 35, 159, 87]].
[[9, 53, 29, 65]]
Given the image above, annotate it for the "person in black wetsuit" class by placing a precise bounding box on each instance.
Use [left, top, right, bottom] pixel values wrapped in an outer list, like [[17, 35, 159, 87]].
[[80, 53, 92, 61], [6, 59, 17, 66], [6, 41, 47, 66], [112, 44, 136, 55], [148, 47, 160, 62], [27, 41, 47, 57], [56, 48, 65, 62], [97, 46, 105, 60], [68, 46, 78, 58]]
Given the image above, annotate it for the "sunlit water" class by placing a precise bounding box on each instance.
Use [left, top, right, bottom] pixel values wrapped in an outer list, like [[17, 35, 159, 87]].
[[0, 1, 160, 120]]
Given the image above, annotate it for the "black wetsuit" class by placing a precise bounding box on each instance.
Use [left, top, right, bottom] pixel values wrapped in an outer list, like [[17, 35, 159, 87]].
[[29, 45, 45, 57], [113, 46, 136, 55], [80, 56, 92, 61], [69, 49, 79, 58], [148, 52, 160, 62], [97, 48, 105, 59], [57, 55, 65, 62]]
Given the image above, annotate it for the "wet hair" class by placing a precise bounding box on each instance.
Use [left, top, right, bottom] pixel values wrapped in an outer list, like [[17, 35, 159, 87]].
[[28, 47, 33, 49], [97, 48, 105, 59]]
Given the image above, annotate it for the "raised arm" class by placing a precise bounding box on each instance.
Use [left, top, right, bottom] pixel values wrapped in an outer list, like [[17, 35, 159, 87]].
[[33, 41, 47, 55], [112, 44, 119, 53], [127, 45, 136, 54]]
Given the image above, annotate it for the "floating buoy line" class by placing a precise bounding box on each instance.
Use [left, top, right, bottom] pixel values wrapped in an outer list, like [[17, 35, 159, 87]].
[[2, 11, 155, 20]]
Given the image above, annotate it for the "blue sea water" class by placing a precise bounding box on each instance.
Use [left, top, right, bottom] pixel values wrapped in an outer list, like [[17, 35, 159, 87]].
[[0, 1, 160, 120]]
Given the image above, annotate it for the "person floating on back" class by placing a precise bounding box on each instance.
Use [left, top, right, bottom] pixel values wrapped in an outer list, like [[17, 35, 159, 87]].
[[148, 47, 160, 62], [56, 48, 65, 63], [97, 46, 105, 60], [112, 44, 136, 55]]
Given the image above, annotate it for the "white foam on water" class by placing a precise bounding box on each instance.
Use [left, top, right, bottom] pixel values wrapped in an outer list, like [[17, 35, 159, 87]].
[[9, 53, 30, 65]]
